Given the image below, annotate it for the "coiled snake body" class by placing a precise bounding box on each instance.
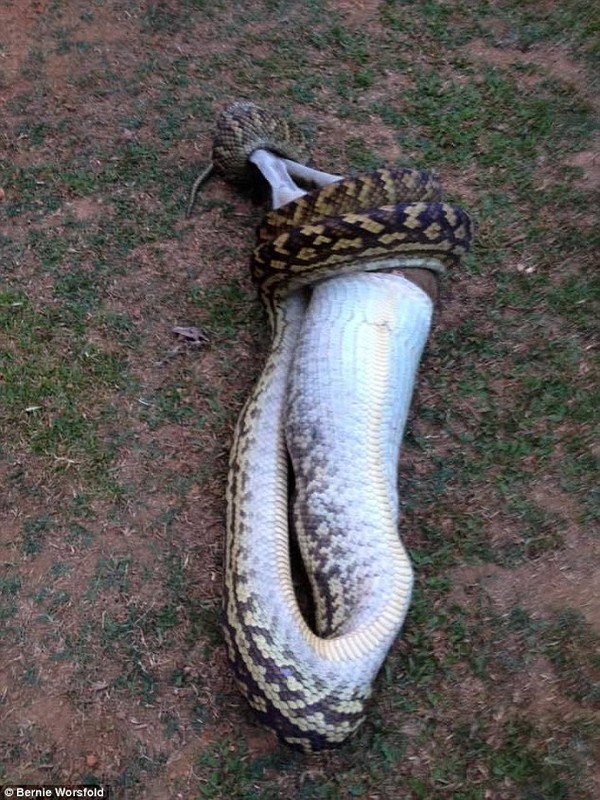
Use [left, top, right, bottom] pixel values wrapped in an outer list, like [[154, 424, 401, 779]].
[[191, 103, 473, 750]]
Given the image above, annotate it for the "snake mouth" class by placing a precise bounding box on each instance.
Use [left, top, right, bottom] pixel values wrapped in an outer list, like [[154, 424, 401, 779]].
[[249, 148, 343, 209]]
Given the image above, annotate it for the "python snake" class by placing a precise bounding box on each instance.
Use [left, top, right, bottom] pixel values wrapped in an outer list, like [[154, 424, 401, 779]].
[[189, 102, 473, 751]]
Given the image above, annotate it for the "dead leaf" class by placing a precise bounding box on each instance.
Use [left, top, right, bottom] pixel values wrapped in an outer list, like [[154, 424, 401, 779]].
[[172, 325, 208, 343]]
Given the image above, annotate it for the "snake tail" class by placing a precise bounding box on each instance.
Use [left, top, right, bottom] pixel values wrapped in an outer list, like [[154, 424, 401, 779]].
[[186, 163, 215, 217]]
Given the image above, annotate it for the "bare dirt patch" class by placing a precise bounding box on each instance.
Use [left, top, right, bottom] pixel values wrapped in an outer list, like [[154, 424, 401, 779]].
[[335, 0, 381, 25], [0, 0, 49, 88], [449, 481, 600, 630], [461, 39, 596, 103], [564, 146, 600, 190]]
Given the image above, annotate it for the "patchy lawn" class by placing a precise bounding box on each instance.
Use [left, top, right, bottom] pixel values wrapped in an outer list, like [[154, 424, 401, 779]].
[[1, 1, 598, 798]]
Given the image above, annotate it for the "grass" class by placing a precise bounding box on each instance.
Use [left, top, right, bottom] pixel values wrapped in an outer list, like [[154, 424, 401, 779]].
[[1, 0, 598, 797], [0, 291, 124, 475]]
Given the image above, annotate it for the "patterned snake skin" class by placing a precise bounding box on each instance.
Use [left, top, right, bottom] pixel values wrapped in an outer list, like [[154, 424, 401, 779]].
[[189, 102, 473, 750]]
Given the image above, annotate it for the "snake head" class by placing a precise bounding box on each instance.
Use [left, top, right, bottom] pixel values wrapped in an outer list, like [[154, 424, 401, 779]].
[[212, 101, 311, 185]]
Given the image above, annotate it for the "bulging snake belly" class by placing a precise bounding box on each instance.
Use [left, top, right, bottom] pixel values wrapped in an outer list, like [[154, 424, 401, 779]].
[[189, 102, 474, 751]]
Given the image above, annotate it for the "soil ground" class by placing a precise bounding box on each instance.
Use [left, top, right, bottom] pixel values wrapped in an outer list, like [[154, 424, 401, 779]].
[[1, 1, 598, 798]]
